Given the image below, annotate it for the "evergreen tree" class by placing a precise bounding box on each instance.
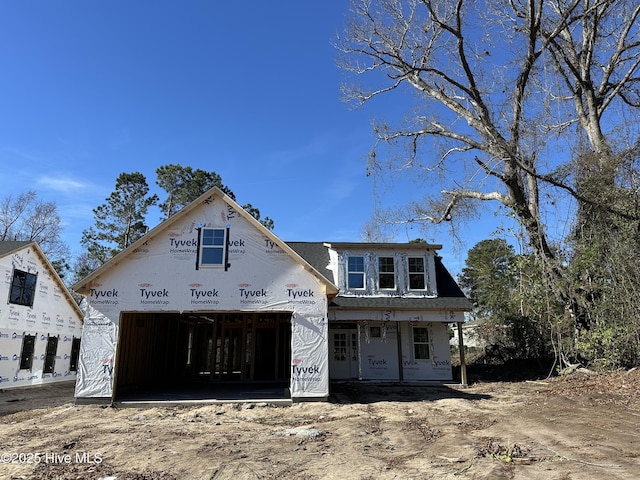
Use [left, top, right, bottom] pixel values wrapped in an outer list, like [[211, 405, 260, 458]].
[[156, 164, 235, 218], [459, 239, 517, 321], [460, 239, 554, 361], [81, 172, 158, 265], [156, 164, 274, 230]]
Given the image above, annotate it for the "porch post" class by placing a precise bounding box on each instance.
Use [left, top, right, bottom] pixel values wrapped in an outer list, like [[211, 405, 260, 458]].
[[396, 321, 403, 381], [357, 322, 363, 380], [457, 321, 468, 386]]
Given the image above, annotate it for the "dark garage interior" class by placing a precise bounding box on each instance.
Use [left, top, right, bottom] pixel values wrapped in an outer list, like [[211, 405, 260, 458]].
[[114, 311, 292, 401]]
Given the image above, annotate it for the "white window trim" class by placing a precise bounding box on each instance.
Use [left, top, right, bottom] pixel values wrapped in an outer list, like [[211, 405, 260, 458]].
[[198, 227, 227, 268], [407, 256, 427, 291], [377, 256, 396, 290], [347, 255, 366, 290], [412, 326, 430, 361]]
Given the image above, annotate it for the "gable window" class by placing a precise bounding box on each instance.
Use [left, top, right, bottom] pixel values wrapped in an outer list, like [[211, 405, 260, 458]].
[[378, 256, 395, 289], [413, 327, 430, 360], [347, 256, 365, 289], [69, 337, 81, 372], [19, 334, 36, 370], [43, 336, 58, 374], [408, 257, 426, 290], [9, 269, 38, 307], [199, 228, 226, 267]]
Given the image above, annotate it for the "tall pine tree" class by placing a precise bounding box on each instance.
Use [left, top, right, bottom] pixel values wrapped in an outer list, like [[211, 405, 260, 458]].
[[81, 172, 158, 264]]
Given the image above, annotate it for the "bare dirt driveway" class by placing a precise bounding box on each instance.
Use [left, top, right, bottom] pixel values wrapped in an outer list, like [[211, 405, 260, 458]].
[[1, 370, 639, 480]]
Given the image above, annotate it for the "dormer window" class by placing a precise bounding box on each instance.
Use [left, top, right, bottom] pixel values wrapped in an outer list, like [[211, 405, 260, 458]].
[[347, 256, 365, 289], [408, 257, 426, 290], [378, 256, 395, 289]]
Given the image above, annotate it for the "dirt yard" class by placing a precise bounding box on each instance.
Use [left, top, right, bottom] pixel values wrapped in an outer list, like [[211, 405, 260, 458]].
[[1, 369, 639, 480]]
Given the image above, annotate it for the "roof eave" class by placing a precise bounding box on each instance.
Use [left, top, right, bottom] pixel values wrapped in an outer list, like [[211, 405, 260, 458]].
[[325, 241, 443, 251]]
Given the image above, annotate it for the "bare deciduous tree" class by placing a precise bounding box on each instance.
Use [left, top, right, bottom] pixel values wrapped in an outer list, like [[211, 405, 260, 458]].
[[0, 190, 69, 263], [337, 0, 640, 302]]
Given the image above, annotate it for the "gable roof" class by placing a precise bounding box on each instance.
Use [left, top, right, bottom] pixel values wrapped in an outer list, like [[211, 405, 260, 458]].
[[0, 241, 32, 257], [285, 242, 334, 282], [0, 240, 84, 319], [287, 241, 472, 312], [73, 187, 338, 297]]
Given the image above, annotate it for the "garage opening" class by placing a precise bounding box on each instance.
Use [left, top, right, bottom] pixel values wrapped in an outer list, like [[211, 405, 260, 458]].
[[114, 311, 291, 401]]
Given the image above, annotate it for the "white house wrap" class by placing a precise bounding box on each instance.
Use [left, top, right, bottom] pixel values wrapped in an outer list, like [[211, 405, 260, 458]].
[[73, 188, 336, 401], [74, 187, 472, 403], [0, 241, 83, 389]]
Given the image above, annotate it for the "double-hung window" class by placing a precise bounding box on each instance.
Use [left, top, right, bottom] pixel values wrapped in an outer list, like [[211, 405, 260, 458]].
[[378, 256, 395, 289], [347, 256, 365, 290], [413, 327, 430, 360], [9, 269, 37, 307], [199, 228, 226, 267], [407, 257, 426, 290]]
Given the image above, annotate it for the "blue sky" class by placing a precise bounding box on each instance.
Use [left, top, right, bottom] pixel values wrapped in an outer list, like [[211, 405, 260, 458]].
[[0, 1, 509, 274]]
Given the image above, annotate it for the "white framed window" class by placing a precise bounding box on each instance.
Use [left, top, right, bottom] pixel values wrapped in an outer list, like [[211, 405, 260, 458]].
[[407, 257, 426, 290], [412, 327, 430, 360], [333, 332, 347, 361], [378, 256, 395, 289], [199, 228, 226, 267], [347, 256, 365, 289]]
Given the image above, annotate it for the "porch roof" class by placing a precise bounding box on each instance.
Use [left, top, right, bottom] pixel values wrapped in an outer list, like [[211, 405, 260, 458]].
[[329, 295, 472, 311]]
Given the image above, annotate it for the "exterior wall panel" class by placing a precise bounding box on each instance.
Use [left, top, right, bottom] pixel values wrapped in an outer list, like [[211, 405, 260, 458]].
[[75, 194, 330, 400], [0, 244, 83, 388]]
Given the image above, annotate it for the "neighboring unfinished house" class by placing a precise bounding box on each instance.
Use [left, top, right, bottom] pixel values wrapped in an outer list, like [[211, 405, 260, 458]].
[[72, 187, 470, 403], [0, 241, 83, 388]]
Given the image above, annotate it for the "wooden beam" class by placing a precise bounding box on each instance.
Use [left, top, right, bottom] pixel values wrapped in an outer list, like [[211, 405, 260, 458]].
[[457, 322, 468, 386]]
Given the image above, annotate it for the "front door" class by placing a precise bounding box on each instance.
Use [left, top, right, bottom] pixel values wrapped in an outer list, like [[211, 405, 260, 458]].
[[330, 330, 359, 379]]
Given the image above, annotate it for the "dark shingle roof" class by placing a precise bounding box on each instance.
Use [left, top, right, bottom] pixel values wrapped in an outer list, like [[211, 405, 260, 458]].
[[329, 296, 472, 310], [287, 242, 335, 283], [434, 256, 467, 298], [0, 241, 33, 257]]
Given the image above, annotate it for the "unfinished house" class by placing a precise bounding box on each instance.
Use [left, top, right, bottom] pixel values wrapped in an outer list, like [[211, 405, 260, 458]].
[[0, 241, 83, 388], [72, 187, 471, 403], [72, 188, 337, 403]]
